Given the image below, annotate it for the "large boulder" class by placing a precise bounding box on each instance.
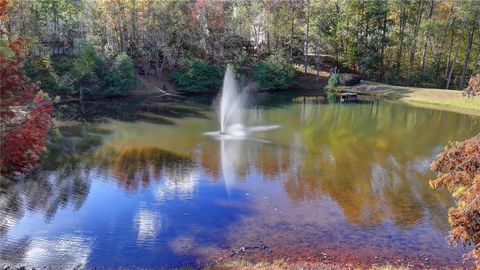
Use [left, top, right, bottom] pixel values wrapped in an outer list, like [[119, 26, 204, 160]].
[[338, 73, 361, 86]]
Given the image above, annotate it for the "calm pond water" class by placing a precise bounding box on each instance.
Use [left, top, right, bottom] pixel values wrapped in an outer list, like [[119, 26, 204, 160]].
[[1, 94, 479, 269]]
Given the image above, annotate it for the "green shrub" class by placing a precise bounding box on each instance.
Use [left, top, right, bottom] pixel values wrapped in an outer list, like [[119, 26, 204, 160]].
[[231, 53, 251, 75], [358, 52, 382, 80], [68, 44, 108, 95], [103, 52, 137, 95], [170, 58, 224, 91], [328, 70, 339, 87], [253, 55, 296, 90], [72, 48, 137, 96], [24, 43, 138, 96], [24, 55, 68, 93], [72, 44, 99, 83], [54, 55, 75, 75]]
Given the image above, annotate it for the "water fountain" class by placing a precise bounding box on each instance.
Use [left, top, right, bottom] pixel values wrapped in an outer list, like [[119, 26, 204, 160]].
[[205, 67, 279, 139], [219, 67, 243, 135]]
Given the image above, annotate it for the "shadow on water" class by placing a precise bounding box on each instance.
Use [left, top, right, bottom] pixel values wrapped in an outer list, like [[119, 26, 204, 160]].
[[249, 91, 380, 112], [55, 91, 375, 126], [55, 95, 209, 125]]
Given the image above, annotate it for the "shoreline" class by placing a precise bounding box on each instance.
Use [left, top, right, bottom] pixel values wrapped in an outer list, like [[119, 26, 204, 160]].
[[55, 72, 480, 118], [332, 81, 480, 116], [206, 260, 415, 270], [202, 240, 468, 270]]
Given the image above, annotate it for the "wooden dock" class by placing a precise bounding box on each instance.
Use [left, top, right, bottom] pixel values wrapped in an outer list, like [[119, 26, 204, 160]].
[[340, 92, 358, 103]]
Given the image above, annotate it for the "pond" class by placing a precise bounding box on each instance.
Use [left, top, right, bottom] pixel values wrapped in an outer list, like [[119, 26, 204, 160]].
[[1, 94, 479, 269]]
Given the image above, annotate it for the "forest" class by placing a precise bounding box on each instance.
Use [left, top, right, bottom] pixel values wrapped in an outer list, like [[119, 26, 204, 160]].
[[2, 0, 480, 96]]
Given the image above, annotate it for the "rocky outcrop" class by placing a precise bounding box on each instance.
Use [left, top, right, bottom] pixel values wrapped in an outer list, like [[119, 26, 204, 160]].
[[338, 73, 361, 86]]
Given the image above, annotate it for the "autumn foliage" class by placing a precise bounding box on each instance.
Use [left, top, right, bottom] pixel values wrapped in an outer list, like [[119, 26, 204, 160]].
[[0, 0, 7, 22], [464, 74, 480, 99], [0, 7, 53, 177], [430, 134, 480, 267]]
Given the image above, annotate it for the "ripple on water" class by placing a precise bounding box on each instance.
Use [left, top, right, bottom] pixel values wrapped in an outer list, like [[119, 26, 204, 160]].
[[1, 235, 93, 269], [1, 99, 479, 268]]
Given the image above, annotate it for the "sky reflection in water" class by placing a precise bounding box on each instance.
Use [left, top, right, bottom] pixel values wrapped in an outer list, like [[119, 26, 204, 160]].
[[1, 98, 479, 268]]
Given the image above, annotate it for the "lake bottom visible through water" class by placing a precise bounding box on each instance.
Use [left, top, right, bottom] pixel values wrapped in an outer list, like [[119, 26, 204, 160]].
[[0, 95, 479, 269]]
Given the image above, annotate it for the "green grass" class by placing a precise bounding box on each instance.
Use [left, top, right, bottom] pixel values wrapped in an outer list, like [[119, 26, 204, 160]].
[[335, 81, 480, 116]]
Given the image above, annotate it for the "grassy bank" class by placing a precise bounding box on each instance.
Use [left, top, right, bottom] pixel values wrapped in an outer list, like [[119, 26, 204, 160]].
[[333, 81, 480, 116]]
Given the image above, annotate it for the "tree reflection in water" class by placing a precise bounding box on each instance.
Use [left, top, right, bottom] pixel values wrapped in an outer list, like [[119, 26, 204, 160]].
[[0, 125, 102, 267], [1, 99, 479, 268], [191, 102, 474, 229], [0, 124, 195, 267], [1, 126, 103, 236], [91, 146, 192, 192], [192, 101, 478, 266]]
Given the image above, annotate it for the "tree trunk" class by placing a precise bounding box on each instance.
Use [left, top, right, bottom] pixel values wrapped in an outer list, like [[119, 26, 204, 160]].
[[420, 0, 435, 72], [459, 24, 476, 89], [470, 43, 480, 81], [445, 28, 455, 78], [335, 0, 342, 61], [304, 0, 310, 74], [156, 54, 165, 80], [168, 42, 182, 71], [273, 8, 278, 53], [409, 0, 425, 70], [380, 8, 387, 77], [363, 3, 369, 45], [289, 2, 295, 60], [446, 41, 461, 89], [118, 1, 127, 52], [315, 43, 321, 82], [396, 5, 407, 72], [435, 5, 454, 81]]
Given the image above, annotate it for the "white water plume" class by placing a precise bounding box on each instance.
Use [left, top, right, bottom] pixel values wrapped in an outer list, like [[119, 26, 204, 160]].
[[205, 67, 279, 139]]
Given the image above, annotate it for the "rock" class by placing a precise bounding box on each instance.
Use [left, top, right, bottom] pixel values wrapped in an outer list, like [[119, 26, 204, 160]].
[[338, 73, 361, 86]]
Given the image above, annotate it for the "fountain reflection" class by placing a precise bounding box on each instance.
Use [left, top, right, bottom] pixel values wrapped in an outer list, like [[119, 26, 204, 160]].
[[200, 101, 477, 267], [1, 97, 479, 268], [200, 101, 464, 226], [46, 102, 480, 229], [219, 139, 249, 192]]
